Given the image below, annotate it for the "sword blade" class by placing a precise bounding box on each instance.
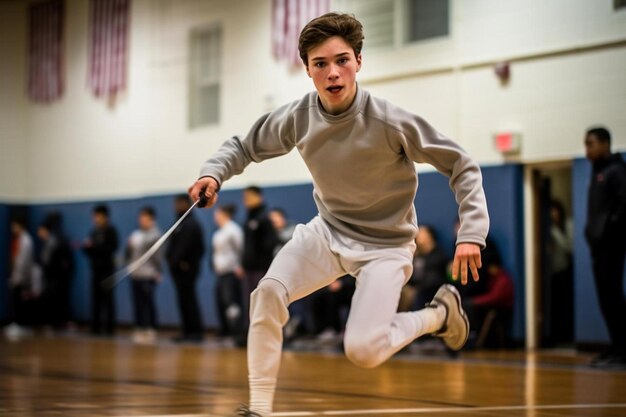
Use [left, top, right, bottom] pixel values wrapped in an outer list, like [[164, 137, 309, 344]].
[[102, 200, 200, 289]]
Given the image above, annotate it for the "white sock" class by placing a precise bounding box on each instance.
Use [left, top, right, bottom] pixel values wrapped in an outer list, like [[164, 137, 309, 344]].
[[249, 377, 275, 416], [415, 304, 446, 335]]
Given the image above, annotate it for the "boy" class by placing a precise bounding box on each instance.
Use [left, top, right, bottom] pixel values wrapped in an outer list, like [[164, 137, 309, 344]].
[[188, 13, 489, 416]]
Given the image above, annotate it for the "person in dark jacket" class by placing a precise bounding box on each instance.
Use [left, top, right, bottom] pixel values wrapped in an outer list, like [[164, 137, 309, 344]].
[[83, 204, 119, 335], [242, 186, 278, 295], [584, 127, 626, 368], [166, 194, 206, 342], [238, 186, 278, 346], [37, 212, 74, 330]]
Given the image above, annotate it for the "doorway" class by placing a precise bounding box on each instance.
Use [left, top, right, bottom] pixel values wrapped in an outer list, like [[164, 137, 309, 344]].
[[526, 161, 575, 348]]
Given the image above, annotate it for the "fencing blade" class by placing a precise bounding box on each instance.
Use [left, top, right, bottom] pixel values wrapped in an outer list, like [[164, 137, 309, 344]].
[[102, 199, 200, 290]]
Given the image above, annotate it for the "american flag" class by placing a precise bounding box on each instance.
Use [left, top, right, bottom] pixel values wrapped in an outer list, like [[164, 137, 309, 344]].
[[272, 0, 330, 67], [27, 0, 64, 103], [87, 0, 131, 99]]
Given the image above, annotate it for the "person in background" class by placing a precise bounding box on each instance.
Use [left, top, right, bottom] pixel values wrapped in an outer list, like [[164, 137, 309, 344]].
[[240, 186, 278, 346], [4, 215, 37, 339], [166, 194, 205, 343], [584, 126, 626, 369], [212, 204, 245, 344], [83, 204, 119, 336], [242, 186, 278, 292], [548, 199, 573, 345], [126, 206, 162, 344], [310, 274, 355, 345], [37, 212, 74, 331], [406, 225, 450, 311], [269, 208, 296, 256]]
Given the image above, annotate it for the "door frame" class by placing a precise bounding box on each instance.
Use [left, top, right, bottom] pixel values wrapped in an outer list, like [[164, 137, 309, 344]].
[[523, 159, 572, 349]]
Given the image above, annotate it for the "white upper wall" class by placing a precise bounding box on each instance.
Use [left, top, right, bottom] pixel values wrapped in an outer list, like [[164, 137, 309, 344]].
[[0, 0, 625, 202], [0, 1, 28, 202]]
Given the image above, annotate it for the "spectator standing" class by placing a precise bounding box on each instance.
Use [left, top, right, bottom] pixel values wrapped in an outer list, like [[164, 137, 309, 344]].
[[548, 200, 573, 345], [584, 127, 626, 368], [37, 212, 74, 330], [212, 204, 245, 343], [240, 187, 278, 345], [4, 215, 37, 339], [166, 194, 205, 343], [83, 204, 119, 335], [242, 186, 278, 293], [126, 207, 162, 344]]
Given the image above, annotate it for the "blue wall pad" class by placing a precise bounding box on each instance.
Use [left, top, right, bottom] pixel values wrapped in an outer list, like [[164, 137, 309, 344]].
[[3, 165, 526, 339]]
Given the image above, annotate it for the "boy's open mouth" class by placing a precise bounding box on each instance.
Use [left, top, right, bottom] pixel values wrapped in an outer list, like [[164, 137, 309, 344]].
[[326, 85, 343, 94]]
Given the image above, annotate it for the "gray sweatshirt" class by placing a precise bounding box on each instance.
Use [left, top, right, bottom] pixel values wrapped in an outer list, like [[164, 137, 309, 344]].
[[127, 227, 162, 280], [200, 87, 489, 247], [10, 231, 35, 288], [212, 220, 244, 275]]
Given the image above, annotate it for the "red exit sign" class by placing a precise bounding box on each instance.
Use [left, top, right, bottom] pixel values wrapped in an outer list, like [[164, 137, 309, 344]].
[[494, 132, 521, 154]]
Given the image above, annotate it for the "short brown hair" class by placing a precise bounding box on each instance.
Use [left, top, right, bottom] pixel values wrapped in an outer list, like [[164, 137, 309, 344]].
[[298, 13, 364, 65]]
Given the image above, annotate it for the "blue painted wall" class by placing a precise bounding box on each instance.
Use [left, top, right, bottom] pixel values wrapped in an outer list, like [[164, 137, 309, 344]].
[[3, 165, 526, 339], [572, 153, 626, 344]]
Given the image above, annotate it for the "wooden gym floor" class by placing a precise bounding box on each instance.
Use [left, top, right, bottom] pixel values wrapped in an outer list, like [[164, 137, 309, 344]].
[[1, 334, 625, 417]]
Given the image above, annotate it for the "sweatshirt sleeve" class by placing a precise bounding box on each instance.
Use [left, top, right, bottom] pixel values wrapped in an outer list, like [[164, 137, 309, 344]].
[[199, 103, 297, 185], [393, 112, 489, 248]]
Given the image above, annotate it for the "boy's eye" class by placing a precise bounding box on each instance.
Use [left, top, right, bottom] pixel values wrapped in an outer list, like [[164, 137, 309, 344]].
[[338, 58, 348, 64], [315, 62, 325, 68]]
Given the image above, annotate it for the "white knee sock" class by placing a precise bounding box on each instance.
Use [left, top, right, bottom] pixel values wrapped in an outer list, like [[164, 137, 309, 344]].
[[248, 279, 290, 416]]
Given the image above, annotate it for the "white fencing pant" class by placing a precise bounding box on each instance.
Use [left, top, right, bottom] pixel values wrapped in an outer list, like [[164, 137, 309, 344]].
[[248, 216, 445, 415]]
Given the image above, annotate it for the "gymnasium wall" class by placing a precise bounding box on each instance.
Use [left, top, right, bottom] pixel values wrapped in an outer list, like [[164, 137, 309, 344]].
[[0, 0, 625, 203]]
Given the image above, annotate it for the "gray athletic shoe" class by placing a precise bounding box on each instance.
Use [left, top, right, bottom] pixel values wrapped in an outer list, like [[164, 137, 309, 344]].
[[236, 405, 263, 416], [428, 284, 470, 351]]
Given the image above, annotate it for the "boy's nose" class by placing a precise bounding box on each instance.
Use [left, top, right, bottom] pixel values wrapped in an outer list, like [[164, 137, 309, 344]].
[[327, 65, 339, 79]]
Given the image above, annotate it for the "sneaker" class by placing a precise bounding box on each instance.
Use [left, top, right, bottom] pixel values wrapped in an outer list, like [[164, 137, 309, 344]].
[[236, 405, 263, 416], [591, 351, 626, 370], [427, 284, 470, 351], [590, 348, 615, 367]]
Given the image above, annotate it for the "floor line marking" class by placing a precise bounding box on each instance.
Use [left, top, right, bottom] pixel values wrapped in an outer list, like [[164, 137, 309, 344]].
[[272, 403, 626, 416], [114, 404, 626, 417]]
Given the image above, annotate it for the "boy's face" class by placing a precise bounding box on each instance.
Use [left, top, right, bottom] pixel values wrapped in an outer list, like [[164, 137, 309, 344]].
[[305, 36, 361, 115]]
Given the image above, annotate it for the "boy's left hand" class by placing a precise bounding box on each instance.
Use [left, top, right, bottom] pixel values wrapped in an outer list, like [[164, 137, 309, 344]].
[[452, 243, 482, 285]]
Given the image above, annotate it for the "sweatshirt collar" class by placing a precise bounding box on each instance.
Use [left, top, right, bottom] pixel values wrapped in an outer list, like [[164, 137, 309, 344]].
[[316, 84, 364, 123]]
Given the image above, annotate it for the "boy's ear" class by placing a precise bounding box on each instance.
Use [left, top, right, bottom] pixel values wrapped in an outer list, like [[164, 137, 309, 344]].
[[356, 53, 362, 72], [305, 62, 311, 78]]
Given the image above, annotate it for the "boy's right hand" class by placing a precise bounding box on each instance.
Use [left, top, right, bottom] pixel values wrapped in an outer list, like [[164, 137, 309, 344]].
[[188, 176, 219, 208]]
